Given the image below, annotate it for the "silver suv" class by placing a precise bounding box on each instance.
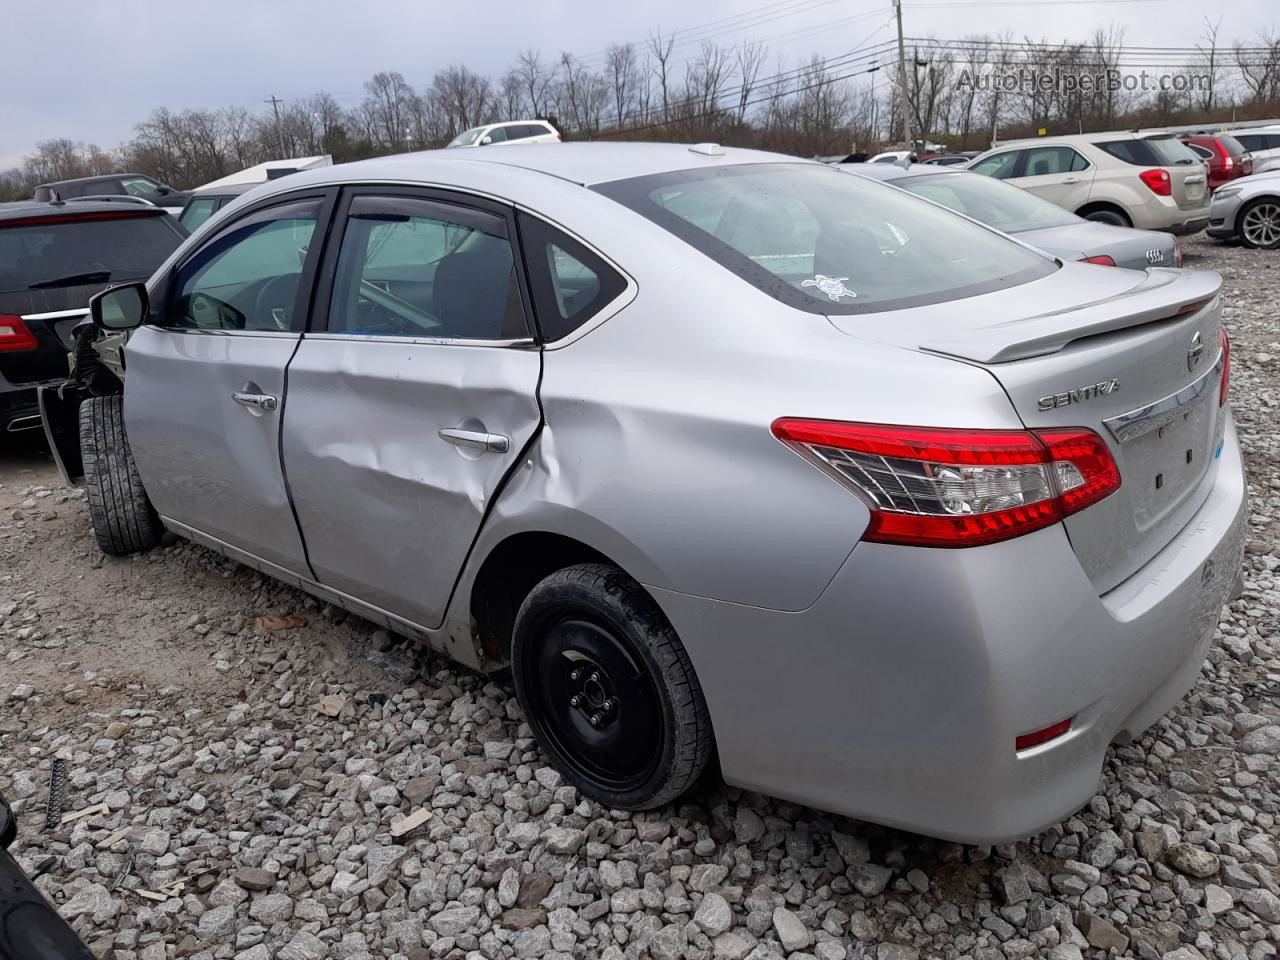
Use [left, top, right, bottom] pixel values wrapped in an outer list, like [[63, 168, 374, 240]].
[[45, 144, 1245, 842], [968, 133, 1211, 234]]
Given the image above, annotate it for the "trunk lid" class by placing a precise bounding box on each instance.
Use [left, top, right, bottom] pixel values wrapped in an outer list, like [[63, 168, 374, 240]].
[[829, 264, 1227, 593], [1169, 161, 1209, 211], [1018, 221, 1177, 271]]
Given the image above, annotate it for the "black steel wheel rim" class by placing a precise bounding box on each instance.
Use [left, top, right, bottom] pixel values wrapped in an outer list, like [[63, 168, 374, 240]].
[[522, 611, 664, 791]]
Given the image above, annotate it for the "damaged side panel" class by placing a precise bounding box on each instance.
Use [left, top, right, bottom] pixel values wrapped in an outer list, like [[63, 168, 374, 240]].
[[280, 336, 542, 633]]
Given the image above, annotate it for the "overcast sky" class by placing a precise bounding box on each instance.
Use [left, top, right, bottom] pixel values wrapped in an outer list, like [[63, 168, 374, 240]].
[[2, 0, 1276, 169]]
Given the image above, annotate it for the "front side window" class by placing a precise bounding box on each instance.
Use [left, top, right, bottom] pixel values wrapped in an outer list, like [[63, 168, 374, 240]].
[[327, 195, 525, 340], [519, 213, 627, 340], [969, 151, 1020, 179], [179, 197, 220, 232], [485, 126, 509, 143], [595, 163, 1055, 316], [121, 177, 164, 197], [896, 172, 1079, 234], [168, 199, 318, 331]]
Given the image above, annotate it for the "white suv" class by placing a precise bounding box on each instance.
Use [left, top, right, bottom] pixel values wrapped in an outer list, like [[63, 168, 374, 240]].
[[1220, 125, 1280, 175], [446, 120, 560, 148], [967, 133, 1211, 234]]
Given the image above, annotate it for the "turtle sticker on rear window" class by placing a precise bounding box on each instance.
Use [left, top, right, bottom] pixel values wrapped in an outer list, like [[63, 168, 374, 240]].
[[801, 275, 857, 301]]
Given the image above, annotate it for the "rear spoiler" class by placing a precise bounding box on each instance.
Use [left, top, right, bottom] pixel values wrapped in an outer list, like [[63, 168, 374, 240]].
[[922, 269, 1222, 364]]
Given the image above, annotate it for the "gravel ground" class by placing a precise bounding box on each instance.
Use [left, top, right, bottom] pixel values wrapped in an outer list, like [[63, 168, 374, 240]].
[[1, 233, 1278, 960]]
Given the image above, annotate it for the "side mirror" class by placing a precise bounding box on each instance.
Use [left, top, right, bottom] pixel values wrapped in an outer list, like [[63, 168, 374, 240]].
[[157, 186, 172, 195], [479, 135, 492, 146], [90, 282, 149, 331]]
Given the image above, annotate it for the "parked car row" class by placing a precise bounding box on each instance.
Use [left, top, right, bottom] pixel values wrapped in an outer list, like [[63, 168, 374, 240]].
[[30, 141, 1243, 848]]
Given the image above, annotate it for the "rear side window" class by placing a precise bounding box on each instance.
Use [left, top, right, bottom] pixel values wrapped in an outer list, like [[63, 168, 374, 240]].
[[969, 151, 1019, 179], [518, 213, 627, 340], [595, 162, 1055, 316], [1021, 147, 1088, 176], [1097, 139, 1199, 166], [327, 195, 527, 341], [0, 213, 182, 295]]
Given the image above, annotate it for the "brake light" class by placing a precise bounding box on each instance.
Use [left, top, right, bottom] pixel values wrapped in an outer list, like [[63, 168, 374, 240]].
[[1219, 328, 1230, 407], [0, 315, 38, 352], [771, 420, 1121, 548], [1079, 255, 1116, 266], [1139, 169, 1172, 196]]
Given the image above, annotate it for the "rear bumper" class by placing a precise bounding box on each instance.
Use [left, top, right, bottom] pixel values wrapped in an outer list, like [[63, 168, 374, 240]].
[[650, 416, 1247, 843], [1167, 216, 1209, 236], [0, 373, 50, 434]]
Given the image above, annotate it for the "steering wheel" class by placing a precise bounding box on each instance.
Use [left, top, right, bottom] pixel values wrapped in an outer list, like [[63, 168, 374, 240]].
[[252, 274, 299, 331]]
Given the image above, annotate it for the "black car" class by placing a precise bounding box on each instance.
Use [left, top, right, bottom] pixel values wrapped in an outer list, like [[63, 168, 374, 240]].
[[34, 173, 190, 213], [0, 792, 93, 959], [0, 199, 184, 439], [176, 182, 256, 233]]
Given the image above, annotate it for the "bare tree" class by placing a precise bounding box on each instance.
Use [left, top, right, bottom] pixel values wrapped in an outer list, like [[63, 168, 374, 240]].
[[429, 64, 494, 135], [1196, 17, 1223, 113], [1236, 30, 1280, 104], [499, 70, 527, 119], [363, 71, 416, 147], [735, 40, 768, 123], [514, 49, 555, 117], [606, 43, 637, 126], [648, 29, 676, 123]]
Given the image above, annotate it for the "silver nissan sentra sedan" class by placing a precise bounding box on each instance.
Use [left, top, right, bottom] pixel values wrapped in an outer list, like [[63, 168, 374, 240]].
[[45, 142, 1246, 843]]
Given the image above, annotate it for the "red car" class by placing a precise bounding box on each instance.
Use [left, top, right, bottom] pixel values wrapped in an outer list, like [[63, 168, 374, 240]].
[[1179, 134, 1253, 190]]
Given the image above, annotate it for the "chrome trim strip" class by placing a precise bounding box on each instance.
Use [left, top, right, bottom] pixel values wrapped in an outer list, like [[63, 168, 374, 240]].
[[1103, 349, 1224, 443], [21, 308, 90, 321], [303, 332, 536, 348], [5, 415, 43, 433], [149, 328, 301, 339]]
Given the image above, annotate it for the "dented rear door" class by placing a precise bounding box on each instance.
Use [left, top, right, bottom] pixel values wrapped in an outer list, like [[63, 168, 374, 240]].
[[280, 189, 541, 629]]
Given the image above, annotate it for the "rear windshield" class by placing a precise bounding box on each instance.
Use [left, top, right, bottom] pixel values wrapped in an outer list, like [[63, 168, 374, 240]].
[[1097, 138, 1200, 166], [593, 163, 1055, 315], [892, 171, 1080, 234], [0, 213, 181, 294], [1216, 135, 1248, 157]]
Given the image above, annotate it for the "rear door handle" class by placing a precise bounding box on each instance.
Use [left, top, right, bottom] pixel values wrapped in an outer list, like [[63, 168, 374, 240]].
[[1062, 177, 1081, 184], [439, 427, 509, 453], [232, 392, 278, 411]]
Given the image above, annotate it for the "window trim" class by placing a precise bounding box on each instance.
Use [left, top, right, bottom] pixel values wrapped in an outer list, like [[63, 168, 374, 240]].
[[308, 184, 536, 346], [153, 188, 338, 336]]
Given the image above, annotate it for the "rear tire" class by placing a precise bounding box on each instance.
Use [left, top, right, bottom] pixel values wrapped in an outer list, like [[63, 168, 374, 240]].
[[79, 395, 161, 555], [1080, 207, 1132, 228], [511, 563, 713, 810]]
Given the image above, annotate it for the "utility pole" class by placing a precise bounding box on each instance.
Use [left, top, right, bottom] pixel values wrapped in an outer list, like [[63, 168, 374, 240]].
[[894, 0, 914, 154], [265, 95, 287, 159]]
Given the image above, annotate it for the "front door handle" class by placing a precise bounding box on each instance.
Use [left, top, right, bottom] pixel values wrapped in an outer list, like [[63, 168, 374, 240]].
[[1062, 177, 1081, 184], [439, 427, 509, 453], [232, 392, 278, 411]]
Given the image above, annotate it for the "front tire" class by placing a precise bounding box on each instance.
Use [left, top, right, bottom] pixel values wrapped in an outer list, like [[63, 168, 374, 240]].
[[79, 396, 162, 555], [1239, 198, 1280, 249], [511, 563, 713, 810]]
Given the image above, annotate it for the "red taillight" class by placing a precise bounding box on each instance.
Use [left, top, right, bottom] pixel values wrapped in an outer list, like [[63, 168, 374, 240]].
[[0, 315, 38, 352], [1079, 255, 1116, 266], [1139, 168, 1172, 196], [1016, 717, 1073, 751], [1219, 328, 1230, 407], [770, 420, 1121, 548]]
